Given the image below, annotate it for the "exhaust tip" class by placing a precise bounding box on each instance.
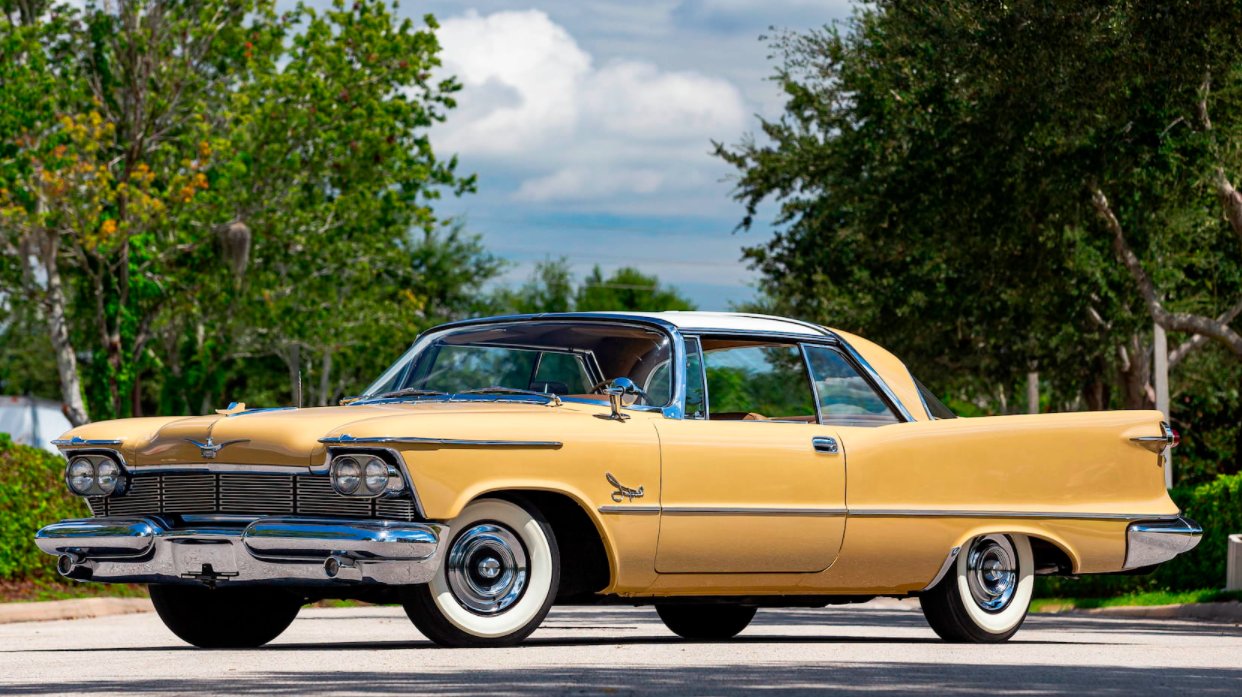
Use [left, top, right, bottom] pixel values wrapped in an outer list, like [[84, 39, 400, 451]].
[[56, 554, 77, 577], [324, 555, 344, 578]]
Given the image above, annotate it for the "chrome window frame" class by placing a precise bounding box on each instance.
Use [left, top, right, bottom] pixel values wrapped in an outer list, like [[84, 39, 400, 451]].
[[363, 313, 912, 422]]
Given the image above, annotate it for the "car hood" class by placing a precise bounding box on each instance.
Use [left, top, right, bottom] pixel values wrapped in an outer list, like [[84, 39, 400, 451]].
[[62, 400, 612, 467]]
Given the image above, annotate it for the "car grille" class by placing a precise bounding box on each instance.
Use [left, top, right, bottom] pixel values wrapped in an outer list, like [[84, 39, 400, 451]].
[[86, 472, 419, 521]]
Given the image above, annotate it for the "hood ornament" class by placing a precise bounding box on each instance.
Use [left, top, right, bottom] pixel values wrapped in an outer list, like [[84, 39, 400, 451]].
[[606, 473, 644, 503], [186, 437, 249, 460]]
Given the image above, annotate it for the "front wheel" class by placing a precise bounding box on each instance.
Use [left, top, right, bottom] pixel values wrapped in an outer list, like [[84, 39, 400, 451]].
[[402, 497, 560, 647], [920, 533, 1034, 643], [149, 585, 303, 648], [657, 604, 757, 640]]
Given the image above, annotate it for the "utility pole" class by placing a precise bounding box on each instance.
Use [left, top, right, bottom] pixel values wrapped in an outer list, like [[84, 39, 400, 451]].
[[1154, 323, 1171, 487]]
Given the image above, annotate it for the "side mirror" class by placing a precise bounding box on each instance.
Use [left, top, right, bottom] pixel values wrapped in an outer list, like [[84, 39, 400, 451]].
[[601, 377, 646, 421]]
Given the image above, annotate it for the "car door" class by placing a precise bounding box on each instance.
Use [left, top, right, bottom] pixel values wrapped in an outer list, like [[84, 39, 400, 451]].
[[653, 337, 848, 574]]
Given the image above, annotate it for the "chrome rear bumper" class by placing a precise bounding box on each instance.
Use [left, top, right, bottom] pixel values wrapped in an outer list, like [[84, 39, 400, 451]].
[[35, 516, 447, 586], [1124, 516, 1202, 570]]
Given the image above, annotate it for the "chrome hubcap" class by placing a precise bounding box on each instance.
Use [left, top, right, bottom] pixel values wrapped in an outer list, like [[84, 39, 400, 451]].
[[446, 523, 528, 615], [966, 535, 1018, 613]]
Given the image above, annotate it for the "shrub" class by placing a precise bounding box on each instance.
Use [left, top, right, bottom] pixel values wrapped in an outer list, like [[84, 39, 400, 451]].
[[0, 434, 88, 580], [1038, 470, 1242, 598]]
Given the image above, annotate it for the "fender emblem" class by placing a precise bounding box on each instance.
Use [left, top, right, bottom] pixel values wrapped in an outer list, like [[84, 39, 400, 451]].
[[185, 437, 249, 460], [606, 473, 645, 503]]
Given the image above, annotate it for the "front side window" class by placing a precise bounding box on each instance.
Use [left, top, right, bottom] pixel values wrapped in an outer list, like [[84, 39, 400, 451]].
[[804, 345, 899, 427], [701, 339, 816, 422]]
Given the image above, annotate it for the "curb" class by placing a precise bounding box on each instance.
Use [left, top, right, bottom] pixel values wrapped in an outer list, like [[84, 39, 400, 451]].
[[0, 597, 153, 625], [1060, 601, 1242, 624]]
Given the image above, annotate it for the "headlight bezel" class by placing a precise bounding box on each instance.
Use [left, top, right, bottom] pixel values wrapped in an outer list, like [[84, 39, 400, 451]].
[[328, 450, 407, 498], [63, 452, 127, 497]]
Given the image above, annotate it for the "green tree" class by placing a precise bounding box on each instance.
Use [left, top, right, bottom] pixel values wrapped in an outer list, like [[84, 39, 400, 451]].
[[576, 265, 696, 312], [494, 259, 696, 314], [717, 1, 1242, 447], [0, 0, 479, 419]]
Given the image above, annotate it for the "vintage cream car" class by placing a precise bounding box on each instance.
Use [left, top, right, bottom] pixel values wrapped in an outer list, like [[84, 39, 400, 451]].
[[36, 312, 1200, 648]]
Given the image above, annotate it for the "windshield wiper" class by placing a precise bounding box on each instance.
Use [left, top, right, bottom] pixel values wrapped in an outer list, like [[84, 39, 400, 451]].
[[456, 387, 562, 406], [369, 388, 451, 400]]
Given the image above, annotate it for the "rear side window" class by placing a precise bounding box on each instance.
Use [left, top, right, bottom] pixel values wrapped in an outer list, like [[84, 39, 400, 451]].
[[803, 345, 900, 427], [701, 340, 817, 422]]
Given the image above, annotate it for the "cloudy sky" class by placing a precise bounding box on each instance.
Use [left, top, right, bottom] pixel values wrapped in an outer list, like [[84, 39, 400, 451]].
[[384, 1, 853, 308]]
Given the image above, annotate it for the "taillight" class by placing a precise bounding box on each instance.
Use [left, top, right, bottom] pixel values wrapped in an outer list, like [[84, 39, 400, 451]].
[[1170, 428, 1181, 448]]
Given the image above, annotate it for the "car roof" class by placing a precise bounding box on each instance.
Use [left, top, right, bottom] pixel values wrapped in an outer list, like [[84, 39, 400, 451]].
[[582, 311, 831, 336]]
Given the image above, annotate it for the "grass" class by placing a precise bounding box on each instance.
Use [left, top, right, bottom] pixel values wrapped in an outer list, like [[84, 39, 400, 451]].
[[0, 577, 148, 603], [1031, 589, 1242, 613]]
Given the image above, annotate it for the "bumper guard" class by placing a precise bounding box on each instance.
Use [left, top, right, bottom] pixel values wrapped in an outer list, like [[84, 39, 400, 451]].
[[1124, 516, 1202, 570]]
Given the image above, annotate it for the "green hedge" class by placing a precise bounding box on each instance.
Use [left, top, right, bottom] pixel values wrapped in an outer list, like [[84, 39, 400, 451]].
[[0, 434, 89, 580], [1038, 471, 1242, 597]]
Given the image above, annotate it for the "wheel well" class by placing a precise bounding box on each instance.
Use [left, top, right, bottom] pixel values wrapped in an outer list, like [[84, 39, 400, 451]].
[[488, 490, 611, 601], [1028, 536, 1075, 575]]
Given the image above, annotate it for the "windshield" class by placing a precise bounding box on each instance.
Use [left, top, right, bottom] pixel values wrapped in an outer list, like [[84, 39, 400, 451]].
[[364, 321, 675, 407]]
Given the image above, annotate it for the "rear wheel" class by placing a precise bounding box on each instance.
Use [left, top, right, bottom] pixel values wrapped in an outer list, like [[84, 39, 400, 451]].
[[920, 533, 1034, 643], [657, 604, 757, 640], [403, 497, 560, 647], [149, 585, 302, 648]]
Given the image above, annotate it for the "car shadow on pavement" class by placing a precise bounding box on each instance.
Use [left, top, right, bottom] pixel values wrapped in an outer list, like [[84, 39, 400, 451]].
[[3, 663, 1242, 695]]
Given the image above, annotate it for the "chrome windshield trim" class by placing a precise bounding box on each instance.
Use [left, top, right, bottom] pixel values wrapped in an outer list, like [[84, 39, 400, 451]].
[[319, 434, 563, 449], [53, 437, 124, 447], [661, 506, 848, 517], [847, 509, 1183, 521], [362, 313, 688, 420]]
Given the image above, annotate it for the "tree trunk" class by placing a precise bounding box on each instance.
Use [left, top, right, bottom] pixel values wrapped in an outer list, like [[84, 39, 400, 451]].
[[37, 238, 90, 426], [1082, 355, 1111, 411], [319, 349, 333, 407], [1117, 335, 1153, 410]]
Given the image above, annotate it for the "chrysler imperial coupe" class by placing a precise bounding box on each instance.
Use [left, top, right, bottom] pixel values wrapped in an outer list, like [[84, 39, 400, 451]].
[[36, 312, 1201, 647]]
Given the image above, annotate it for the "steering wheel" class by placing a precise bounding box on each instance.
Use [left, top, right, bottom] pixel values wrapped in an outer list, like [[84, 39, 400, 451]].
[[589, 377, 649, 405]]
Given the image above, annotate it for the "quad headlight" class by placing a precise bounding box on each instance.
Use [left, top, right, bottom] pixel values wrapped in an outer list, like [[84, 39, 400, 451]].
[[329, 453, 405, 497], [65, 455, 125, 497]]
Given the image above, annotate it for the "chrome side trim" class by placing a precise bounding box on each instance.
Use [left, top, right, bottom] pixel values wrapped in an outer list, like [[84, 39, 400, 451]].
[[319, 434, 563, 449], [922, 546, 961, 591], [597, 505, 661, 515], [848, 509, 1182, 521], [53, 436, 124, 447], [1131, 422, 1176, 454], [1124, 516, 1202, 569], [661, 506, 848, 517]]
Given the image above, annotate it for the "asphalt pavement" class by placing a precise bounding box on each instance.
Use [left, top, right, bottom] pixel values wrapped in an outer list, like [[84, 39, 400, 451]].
[[1, 601, 1239, 695]]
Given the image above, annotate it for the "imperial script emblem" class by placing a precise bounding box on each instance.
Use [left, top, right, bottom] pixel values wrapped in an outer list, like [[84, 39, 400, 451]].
[[606, 472, 644, 502], [185, 437, 249, 460]]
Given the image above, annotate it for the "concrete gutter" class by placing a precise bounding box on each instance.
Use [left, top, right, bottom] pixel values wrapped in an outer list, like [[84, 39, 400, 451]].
[[1067, 601, 1242, 624], [0, 597, 153, 625]]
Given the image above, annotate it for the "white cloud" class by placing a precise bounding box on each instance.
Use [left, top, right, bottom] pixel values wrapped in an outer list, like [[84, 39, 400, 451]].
[[436, 9, 747, 206]]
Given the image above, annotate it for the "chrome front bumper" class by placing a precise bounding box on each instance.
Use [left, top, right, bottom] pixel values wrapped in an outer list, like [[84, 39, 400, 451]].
[[35, 516, 447, 587], [1124, 516, 1202, 570]]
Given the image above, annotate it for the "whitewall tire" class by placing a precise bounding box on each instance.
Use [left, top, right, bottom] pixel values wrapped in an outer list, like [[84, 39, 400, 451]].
[[920, 533, 1034, 642], [403, 497, 560, 647]]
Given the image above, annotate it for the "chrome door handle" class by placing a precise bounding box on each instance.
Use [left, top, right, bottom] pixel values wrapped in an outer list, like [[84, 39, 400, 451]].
[[812, 436, 839, 454]]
